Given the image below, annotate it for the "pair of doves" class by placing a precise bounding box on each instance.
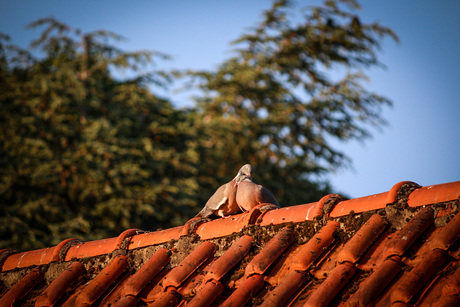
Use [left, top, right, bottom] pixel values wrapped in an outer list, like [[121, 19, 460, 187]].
[[195, 164, 280, 218]]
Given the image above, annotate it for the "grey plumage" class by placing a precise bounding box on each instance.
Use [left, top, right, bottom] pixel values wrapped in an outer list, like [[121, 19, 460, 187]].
[[235, 170, 280, 211], [195, 164, 253, 218]]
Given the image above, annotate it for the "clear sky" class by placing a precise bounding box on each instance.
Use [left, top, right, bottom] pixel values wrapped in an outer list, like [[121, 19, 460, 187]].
[[1, 0, 459, 199]]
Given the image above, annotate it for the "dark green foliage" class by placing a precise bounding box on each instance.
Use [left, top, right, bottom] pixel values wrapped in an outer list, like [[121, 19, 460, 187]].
[[0, 0, 397, 251], [0, 19, 199, 250], [184, 0, 397, 205]]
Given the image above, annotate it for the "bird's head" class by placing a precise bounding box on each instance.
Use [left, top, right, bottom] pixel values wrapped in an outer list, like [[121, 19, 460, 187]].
[[234, 163, 253, 185], [237, 164, 253, 177]]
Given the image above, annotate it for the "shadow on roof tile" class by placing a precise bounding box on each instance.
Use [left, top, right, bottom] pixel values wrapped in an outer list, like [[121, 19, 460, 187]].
[[262, 270, 309, 307], [391, 249, 449, 305], [75, 254, 128, 306], [187, 279, 224, 307], [290, 220, 339, 272], [430, 211, 460, 251], [348, 256, 404, 306], [337, 214, 387, 264], [0, 268, 43, 306], [112, 295, 138, 307], [245, 227, 294, 278], [222, 274, 265, 307], [205, 235, 254, 283], [35, 261, 86, 307], [118, 248, 170, 300], [162, 241, 216, 290], [383, 207, 434, 259], [305, 262, 357, 307]]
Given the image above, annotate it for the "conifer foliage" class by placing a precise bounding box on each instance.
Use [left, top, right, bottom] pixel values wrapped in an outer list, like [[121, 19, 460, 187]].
[[185, 0, 397, 206], [0, 18, 198, 250], [0, 0, 397, 251]]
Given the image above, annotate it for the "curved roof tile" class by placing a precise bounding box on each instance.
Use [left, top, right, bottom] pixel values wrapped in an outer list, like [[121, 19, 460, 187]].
[[1, 179, 459, 306]]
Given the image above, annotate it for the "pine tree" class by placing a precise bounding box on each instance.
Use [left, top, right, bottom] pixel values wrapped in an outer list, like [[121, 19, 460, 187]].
[[0, 0, 398, 251], [0, 18, 200, 251], [185, 0, 398, 205]]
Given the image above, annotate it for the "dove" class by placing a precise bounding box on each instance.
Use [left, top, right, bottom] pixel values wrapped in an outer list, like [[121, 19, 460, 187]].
[[195, 164, 253, 218], [235, 167, 280, 211]]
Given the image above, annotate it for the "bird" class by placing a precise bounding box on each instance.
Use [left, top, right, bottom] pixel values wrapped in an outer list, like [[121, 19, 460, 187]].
[[235, 165, 280, 212], [195, 164, 253, 218]]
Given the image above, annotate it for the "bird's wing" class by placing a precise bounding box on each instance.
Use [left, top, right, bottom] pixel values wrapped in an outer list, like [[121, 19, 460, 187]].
[[195, 184, 229, 218], [259, 185, 280, 207]]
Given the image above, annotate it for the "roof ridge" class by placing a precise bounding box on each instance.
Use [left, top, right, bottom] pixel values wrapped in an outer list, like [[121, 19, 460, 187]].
[[2, 180, 460, 272], [1, 179, 459, 306]]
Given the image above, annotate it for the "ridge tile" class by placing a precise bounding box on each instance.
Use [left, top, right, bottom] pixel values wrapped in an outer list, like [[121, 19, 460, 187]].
[[1, 179, 459, 307], [408, 180, 460, 207]]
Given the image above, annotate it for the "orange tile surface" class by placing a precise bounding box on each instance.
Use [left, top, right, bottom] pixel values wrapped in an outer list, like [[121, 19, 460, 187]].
[[222, 274, 265, 307], [187, 279, 224, 307], [0, 268, 43, 306], [244, 227, 294, 277], [348, 256, 403, 306], [122, 248, 170, 297], [205, 235, 253, 282], [259, 202, 321, 226], [162, 241, 216, 289], [408, 180, 460, 207], [289, 220, 339, 271], [1, 179, 459, 306], [74, 254, 128, 306], [35, 261, 86, 307], [304, 262, 357, 307], [337, 214, 386, 264], [383, 207, 435, 259]]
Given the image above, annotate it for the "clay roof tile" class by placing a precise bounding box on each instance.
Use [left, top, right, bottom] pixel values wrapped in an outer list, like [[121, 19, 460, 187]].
[[162, 241, 216, 290], [348, 256, 404, 306], [430, 211, 460, 251], [408, 180, 460, 207], [74, 254, 128, 306], [1, 179, 459, 306], [34, 261, 86, 307], [390, 249, 449, 304], [244, 227, 294, 277], [122, 248, 170, 297], [290, 220, 339, 271], [383, 207, 435, 259], [337, 214, 387, 264], [304, 262, 357, 307], [205, 235, 254, 282], [187, 279, 224, 307], [221, 274, 265, 307], [0, 268, 43, 306]]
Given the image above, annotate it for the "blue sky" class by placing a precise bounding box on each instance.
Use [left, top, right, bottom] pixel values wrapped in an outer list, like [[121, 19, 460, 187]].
[[1, 0, 459, 199]]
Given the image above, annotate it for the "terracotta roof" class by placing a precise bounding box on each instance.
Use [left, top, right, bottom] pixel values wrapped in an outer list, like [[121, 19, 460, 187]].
[[1, 180, 459, 306]]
